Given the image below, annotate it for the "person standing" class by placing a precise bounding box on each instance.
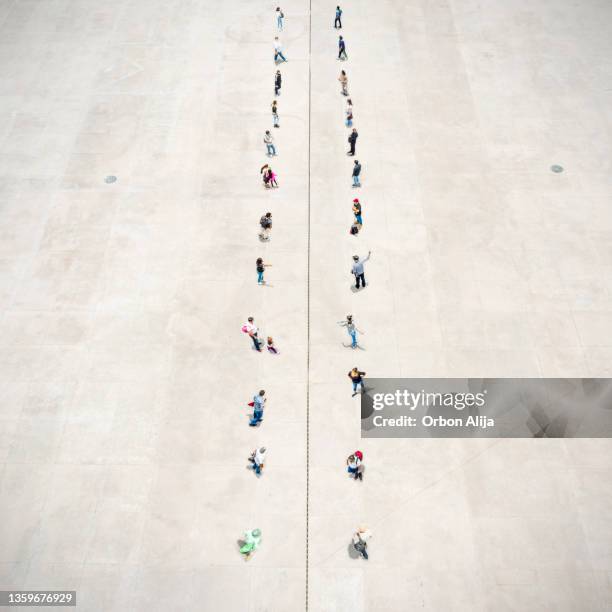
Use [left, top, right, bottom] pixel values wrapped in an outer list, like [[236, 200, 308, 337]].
[[338, 36, 348, 60], [276, 7, 284, 31], [346, 453, 361, 479], [338, 314, 363, 349], [249, 389, 266, 426], [334, 5, 342, 29], [239, 528, 262, 560], [243, 317, 262, 352], [351, 251, 371, 289], [274, 70, 282, 96], [352, 159, 361, 187], [259, 212, 272, 241], [264, 130, 276, 156], [348, 367, 366, 396], [347, 128, 358, 156], [256, 258, 271, 285], [352, 526, 371, 559], [274, 37, 287, 63], [352, 198, 362, 226], [345, 98, 353, 126], [248, 447, 267, 475], [272, 100, 279, 127], [338, 70, 348, 96]]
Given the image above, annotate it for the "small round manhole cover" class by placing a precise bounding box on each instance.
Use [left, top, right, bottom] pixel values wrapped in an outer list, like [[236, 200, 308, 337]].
[[550, 165, 564, 173], [104, 175, 117, 184]]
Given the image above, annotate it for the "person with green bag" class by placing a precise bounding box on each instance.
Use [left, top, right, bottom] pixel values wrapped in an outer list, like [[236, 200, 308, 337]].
[[239, 528, 262, 560]]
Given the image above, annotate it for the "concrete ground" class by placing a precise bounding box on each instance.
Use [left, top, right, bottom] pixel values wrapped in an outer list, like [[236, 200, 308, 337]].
[[0, 0, 611, 611]]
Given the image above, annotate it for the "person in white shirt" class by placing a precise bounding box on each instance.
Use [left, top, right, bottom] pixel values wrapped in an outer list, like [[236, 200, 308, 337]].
[[264, 130, 276, 156], [248, 447, 267, 475], [243, 317, 262, 351], [273, 37, 287, 63], [352, 525, 371, 559]]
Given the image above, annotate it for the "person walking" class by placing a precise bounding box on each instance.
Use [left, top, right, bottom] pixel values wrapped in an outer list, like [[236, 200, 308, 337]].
[[348, 367, 366, 396], [259, 212, 272, 241], [338, 36, 348, 60], [346, 453, 363, 480], [248, 447, 267, 475], [347, 128, 358, 156], [274, 37, 287, 63], [345, 98, 353, 126], [276, 7, 284, 30], [274, 70, 282, 96], [351, 251, 371, 289], [352, 159, 361, 187], [249, 389, 266, 426], [243, 317, 262, 352], [271, 100, 279, 127], [352, 526, 371, 560], [338, 70, 348, 96], [334, 5, 342, 29], [264, 130, 277, 156], [256, 258, 271, 284], [239, 528, 262, 560], [338, 314, 363, 349], [352, 198, 362, 226]]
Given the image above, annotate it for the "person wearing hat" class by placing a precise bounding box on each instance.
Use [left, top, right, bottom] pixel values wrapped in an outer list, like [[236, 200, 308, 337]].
[[351, 251, 371, 290], [239, 528, 262, 559], [352, 198, 362, 226]]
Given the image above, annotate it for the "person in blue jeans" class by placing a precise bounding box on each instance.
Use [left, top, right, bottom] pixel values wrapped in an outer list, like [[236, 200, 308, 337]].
[[348, 367, 366, 396], [256, 258, 271, 284], [249, 390, 266, 426], [248, 447, 267, 475], [274, 37, 287, 63], [352, 160, 361, 187], [276, 7, 284, 30], [338, 314, 363, 349], [264, 131, 276, 156]]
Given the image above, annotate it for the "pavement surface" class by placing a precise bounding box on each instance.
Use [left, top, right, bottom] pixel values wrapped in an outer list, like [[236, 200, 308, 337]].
[[0, 0, 612, 610]]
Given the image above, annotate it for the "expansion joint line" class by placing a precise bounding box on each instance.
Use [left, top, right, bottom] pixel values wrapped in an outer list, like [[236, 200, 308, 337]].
[[305, 0, 312, 609]]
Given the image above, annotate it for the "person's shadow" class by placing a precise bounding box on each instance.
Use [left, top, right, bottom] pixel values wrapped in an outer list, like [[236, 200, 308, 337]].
[[348, 542, 360, 559]]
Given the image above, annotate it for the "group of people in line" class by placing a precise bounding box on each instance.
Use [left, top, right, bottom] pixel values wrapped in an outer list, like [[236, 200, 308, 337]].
[[238, 4, 372, 564]]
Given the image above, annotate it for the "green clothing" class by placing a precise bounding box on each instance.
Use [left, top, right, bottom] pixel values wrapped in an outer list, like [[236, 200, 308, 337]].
[[240, 529, 262, 554]]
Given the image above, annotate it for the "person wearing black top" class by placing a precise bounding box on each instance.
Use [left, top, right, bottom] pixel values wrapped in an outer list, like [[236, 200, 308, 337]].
[[347, 128, 358, 156], [352, 160, 361, 187], [274, 70, 281, 96], [348, 367, 366, 396]]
